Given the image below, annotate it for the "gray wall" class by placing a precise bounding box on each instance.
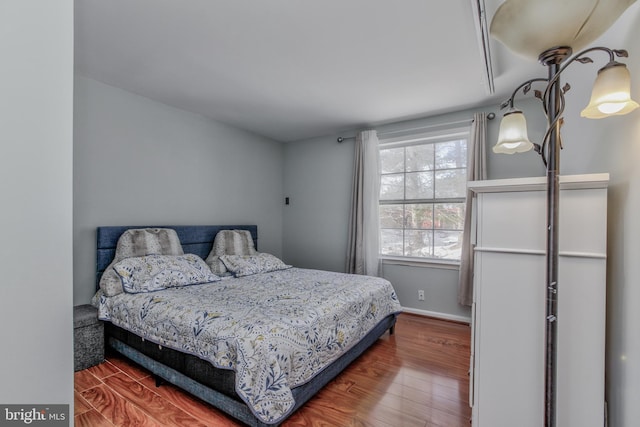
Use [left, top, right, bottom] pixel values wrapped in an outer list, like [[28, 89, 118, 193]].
[[589, 6, 640, 426], [0, 0, 74, 408], [283, 136, 355, 271], [73, 77, 285, 304]]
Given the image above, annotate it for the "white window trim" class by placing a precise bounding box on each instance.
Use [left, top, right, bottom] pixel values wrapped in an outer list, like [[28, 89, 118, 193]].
[[380, 255, 461, 270]]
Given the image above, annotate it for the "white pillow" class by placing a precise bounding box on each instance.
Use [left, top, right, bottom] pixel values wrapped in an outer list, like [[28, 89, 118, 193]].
[[113, 254, 220, 294]]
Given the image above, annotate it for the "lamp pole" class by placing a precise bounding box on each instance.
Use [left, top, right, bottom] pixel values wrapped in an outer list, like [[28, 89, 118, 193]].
[[539, 46, 570, 427]]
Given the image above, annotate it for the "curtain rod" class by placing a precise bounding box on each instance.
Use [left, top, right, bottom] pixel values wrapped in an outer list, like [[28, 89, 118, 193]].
[[336, 112, 495, 143]]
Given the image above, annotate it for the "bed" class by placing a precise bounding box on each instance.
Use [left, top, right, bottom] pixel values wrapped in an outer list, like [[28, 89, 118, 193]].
[[93, 225, 402, 426]]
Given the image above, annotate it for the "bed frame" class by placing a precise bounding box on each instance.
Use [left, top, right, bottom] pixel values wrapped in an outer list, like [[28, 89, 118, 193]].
[[96, 225, 397, 426]]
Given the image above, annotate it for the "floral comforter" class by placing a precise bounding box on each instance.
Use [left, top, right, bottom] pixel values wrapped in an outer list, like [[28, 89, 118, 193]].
[[97, 267, 402, 424]]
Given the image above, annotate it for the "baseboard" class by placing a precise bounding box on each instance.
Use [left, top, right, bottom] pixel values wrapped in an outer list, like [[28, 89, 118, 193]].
[[401, 306, 471, 324]]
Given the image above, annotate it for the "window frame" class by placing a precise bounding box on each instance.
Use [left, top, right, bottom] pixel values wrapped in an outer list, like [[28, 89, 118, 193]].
[[378, 125, 471, 266]]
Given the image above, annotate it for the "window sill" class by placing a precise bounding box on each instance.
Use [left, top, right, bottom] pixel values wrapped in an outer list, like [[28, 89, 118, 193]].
[[380, 256, 460, 270]]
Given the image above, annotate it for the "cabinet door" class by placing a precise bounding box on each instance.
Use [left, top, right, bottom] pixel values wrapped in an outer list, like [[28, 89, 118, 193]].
[[473, 251, 545, 427], [476, 190, 546, 252], [556, 256, 606, 427]]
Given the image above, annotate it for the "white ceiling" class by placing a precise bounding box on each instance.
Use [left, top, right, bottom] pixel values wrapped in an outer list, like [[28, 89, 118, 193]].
[[73, 0, 635, 142]]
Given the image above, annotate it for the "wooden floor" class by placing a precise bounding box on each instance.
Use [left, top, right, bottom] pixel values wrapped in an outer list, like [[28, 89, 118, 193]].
[[74, 313, 471, 427]]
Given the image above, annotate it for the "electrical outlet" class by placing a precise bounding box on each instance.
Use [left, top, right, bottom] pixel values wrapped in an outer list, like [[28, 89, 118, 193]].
[[418, 290, 425, 301]]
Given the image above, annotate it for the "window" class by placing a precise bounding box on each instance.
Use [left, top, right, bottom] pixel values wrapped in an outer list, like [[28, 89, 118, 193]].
[[379, 127, 469, 262]]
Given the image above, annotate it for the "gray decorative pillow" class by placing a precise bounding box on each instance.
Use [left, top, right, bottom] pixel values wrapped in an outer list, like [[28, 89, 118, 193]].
[[205, 229, 257, 275], [113, 254, 219, 294], [220, 253, 291, 277], [206, 255, 231, 276], [100, 228, 185, 296]]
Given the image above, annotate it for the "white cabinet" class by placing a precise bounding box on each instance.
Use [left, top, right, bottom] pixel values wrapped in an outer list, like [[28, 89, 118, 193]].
[[468, 174, 608, 427]]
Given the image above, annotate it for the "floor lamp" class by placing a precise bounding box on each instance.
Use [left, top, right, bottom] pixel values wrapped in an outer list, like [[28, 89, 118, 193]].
[[488, 1, 639, 426]]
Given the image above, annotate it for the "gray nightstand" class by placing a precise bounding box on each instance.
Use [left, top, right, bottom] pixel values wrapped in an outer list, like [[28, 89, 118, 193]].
[[73, 304, 104, 371]]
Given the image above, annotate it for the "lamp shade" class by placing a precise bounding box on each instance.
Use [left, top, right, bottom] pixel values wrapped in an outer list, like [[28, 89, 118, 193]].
[[490, 0, 637, 61], [493, 109, 534, 154], [581, 62, 640, 118]]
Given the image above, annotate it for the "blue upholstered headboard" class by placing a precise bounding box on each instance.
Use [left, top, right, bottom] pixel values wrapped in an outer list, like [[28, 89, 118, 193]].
[[95, 225, 258, 290]]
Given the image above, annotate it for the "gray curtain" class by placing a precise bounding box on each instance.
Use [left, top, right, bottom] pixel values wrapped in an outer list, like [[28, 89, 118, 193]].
[[458, 113, 487, 306], [346, 130, 380, 276]]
